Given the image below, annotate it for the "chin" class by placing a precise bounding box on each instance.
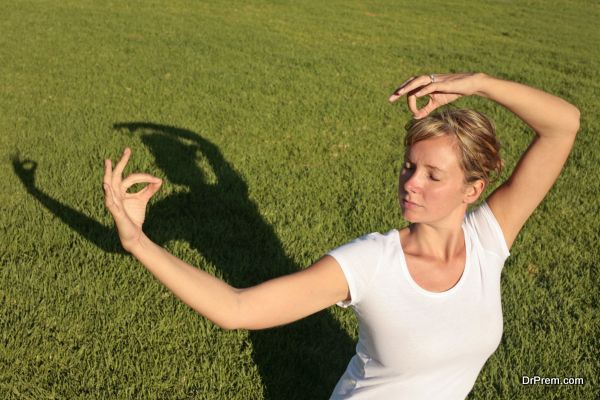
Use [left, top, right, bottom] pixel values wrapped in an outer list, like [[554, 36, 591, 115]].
[[401, 208, 421, 223]]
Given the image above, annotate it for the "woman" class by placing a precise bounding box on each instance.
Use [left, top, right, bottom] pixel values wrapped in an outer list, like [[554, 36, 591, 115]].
[[102, 72, 579, 399]]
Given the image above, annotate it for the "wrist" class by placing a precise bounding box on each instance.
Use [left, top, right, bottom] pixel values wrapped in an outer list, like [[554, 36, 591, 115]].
[[125, 232, 153, 255], [473, 72, 494, 98]]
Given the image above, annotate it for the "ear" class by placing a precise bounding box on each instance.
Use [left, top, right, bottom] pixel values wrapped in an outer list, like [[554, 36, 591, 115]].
[[463, 179, 486, 204]]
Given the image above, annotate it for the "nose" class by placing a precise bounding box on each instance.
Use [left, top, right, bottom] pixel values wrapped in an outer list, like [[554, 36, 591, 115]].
[[400, 169, 420, 194]]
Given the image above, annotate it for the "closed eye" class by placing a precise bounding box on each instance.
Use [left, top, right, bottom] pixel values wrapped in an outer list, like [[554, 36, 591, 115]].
[[403, 160, 442, 182]]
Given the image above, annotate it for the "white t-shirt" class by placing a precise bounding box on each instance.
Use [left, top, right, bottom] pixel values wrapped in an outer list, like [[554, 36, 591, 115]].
[[328, 202, 510, 399]]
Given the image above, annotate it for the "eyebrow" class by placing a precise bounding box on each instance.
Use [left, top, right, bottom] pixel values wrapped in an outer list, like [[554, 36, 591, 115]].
[[425, 164, 444, 172], [405, 159, 445, 172]]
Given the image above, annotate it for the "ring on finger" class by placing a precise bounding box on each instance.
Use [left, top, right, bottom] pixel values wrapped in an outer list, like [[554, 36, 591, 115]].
[[429, 74, 436, 83]]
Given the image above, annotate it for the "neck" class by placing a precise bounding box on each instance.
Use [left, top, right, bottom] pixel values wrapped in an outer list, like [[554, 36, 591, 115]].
[[405, 217, 465, 262]]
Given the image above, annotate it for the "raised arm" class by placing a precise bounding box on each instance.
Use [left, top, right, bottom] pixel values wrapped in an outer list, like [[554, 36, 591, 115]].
[[389, 73, 580, 248], [103, 149, 349, 330], [473, 75, 580, 248]]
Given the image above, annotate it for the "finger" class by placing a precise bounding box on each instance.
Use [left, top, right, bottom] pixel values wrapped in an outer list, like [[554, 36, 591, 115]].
[[102, 181, 122, 215], [407, 93, 437, 120], [103, 159, 121, 205], [112, 148, 131, 182], [415, 82, 444, 98], [135, 180, 162, 202], [121, 173, 162, 192], [103, 159, 113, 187], [407, 93, 420, 116], [388, 76, 415, 102], [390, 75, 433, 102], [413, 97, 436, 119]]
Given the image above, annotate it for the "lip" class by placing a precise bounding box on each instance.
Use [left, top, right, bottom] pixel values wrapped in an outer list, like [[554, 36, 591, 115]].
[[402, 199, 422, 209]]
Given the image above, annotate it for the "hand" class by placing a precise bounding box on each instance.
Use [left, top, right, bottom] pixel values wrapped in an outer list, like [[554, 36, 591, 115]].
[[11, 155, 38, 191], [103, 148, 162, 252], [388, 73, 485, 119]]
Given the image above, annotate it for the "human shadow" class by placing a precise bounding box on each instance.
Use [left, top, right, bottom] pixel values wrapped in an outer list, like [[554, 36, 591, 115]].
[[12, 123, 355, 399], [11, 156, 125, 254]]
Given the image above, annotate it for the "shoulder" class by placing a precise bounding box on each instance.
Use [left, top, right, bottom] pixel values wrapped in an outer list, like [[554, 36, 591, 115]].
[[327, 230, 397, 307], [464, 201, 510, 260], [330, 230, 391, 251]]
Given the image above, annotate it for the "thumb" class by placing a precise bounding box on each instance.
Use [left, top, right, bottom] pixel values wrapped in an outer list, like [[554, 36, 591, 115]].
[[139, 179, 162, 202], [411, 97, 437, 120], [415, 97, 438, 119]]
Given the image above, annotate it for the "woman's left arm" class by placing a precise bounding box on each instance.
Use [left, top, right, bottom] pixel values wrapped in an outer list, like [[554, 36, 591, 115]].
[[390, 73, 580, 248], [475, 74, 580, 248]]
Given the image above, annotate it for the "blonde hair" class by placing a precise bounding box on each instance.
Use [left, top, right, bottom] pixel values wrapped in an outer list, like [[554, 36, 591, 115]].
[[404, 108, 503, 184]]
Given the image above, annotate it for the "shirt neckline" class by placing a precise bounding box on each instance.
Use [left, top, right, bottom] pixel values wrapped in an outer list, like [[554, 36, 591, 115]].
[[393, 224, 471, 298]]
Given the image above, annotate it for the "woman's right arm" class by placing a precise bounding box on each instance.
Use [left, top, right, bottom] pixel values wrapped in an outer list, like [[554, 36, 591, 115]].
[[130, 237, 348, 330], [103, 148, 349, 330]]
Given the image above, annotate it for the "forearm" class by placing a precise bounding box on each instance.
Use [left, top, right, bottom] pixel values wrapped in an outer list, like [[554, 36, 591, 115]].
[[129, 234, 241, 330], [475, 73, 580, 138]]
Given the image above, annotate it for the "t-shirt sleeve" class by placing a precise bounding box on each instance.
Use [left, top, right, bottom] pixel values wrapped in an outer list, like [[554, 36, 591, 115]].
[[465, 201, 510, 261], [327, 232, 384, 308]]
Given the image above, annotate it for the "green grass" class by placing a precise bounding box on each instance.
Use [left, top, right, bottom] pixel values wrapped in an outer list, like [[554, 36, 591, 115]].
[[1, 0, 598, 398]]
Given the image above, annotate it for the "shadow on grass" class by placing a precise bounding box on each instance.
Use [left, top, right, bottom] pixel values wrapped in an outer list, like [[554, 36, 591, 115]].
[[11, 156, 126, 254], [12, 123, 355, 399]]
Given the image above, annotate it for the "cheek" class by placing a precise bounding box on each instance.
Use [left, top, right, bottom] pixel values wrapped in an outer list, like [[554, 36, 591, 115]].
[[426, 184, 464, 205]]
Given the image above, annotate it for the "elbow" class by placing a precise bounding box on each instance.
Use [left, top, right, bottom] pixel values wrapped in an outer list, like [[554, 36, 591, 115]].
[[217, 320, 241, 331], [217, 291, 244, 331], [563, 103, 581, 139], [193, 310, 241, 331], [197, 288, 245, 331], [566, 104, 580, 137], [209, 313, 243, 331], [217, 289, 269, 331], [552, 104, 580, 141]]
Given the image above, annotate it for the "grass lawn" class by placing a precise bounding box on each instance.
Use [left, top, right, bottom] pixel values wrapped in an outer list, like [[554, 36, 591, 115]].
[[1, 0, 598, 398]]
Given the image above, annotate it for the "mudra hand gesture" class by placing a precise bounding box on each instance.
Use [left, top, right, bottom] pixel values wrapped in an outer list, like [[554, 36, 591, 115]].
[[103, 148, 162, 252], [389, 72, 484, 119]]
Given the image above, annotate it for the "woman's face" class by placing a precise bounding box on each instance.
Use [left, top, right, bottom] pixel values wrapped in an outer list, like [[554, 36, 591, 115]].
[[399, 135, 473, 225]]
